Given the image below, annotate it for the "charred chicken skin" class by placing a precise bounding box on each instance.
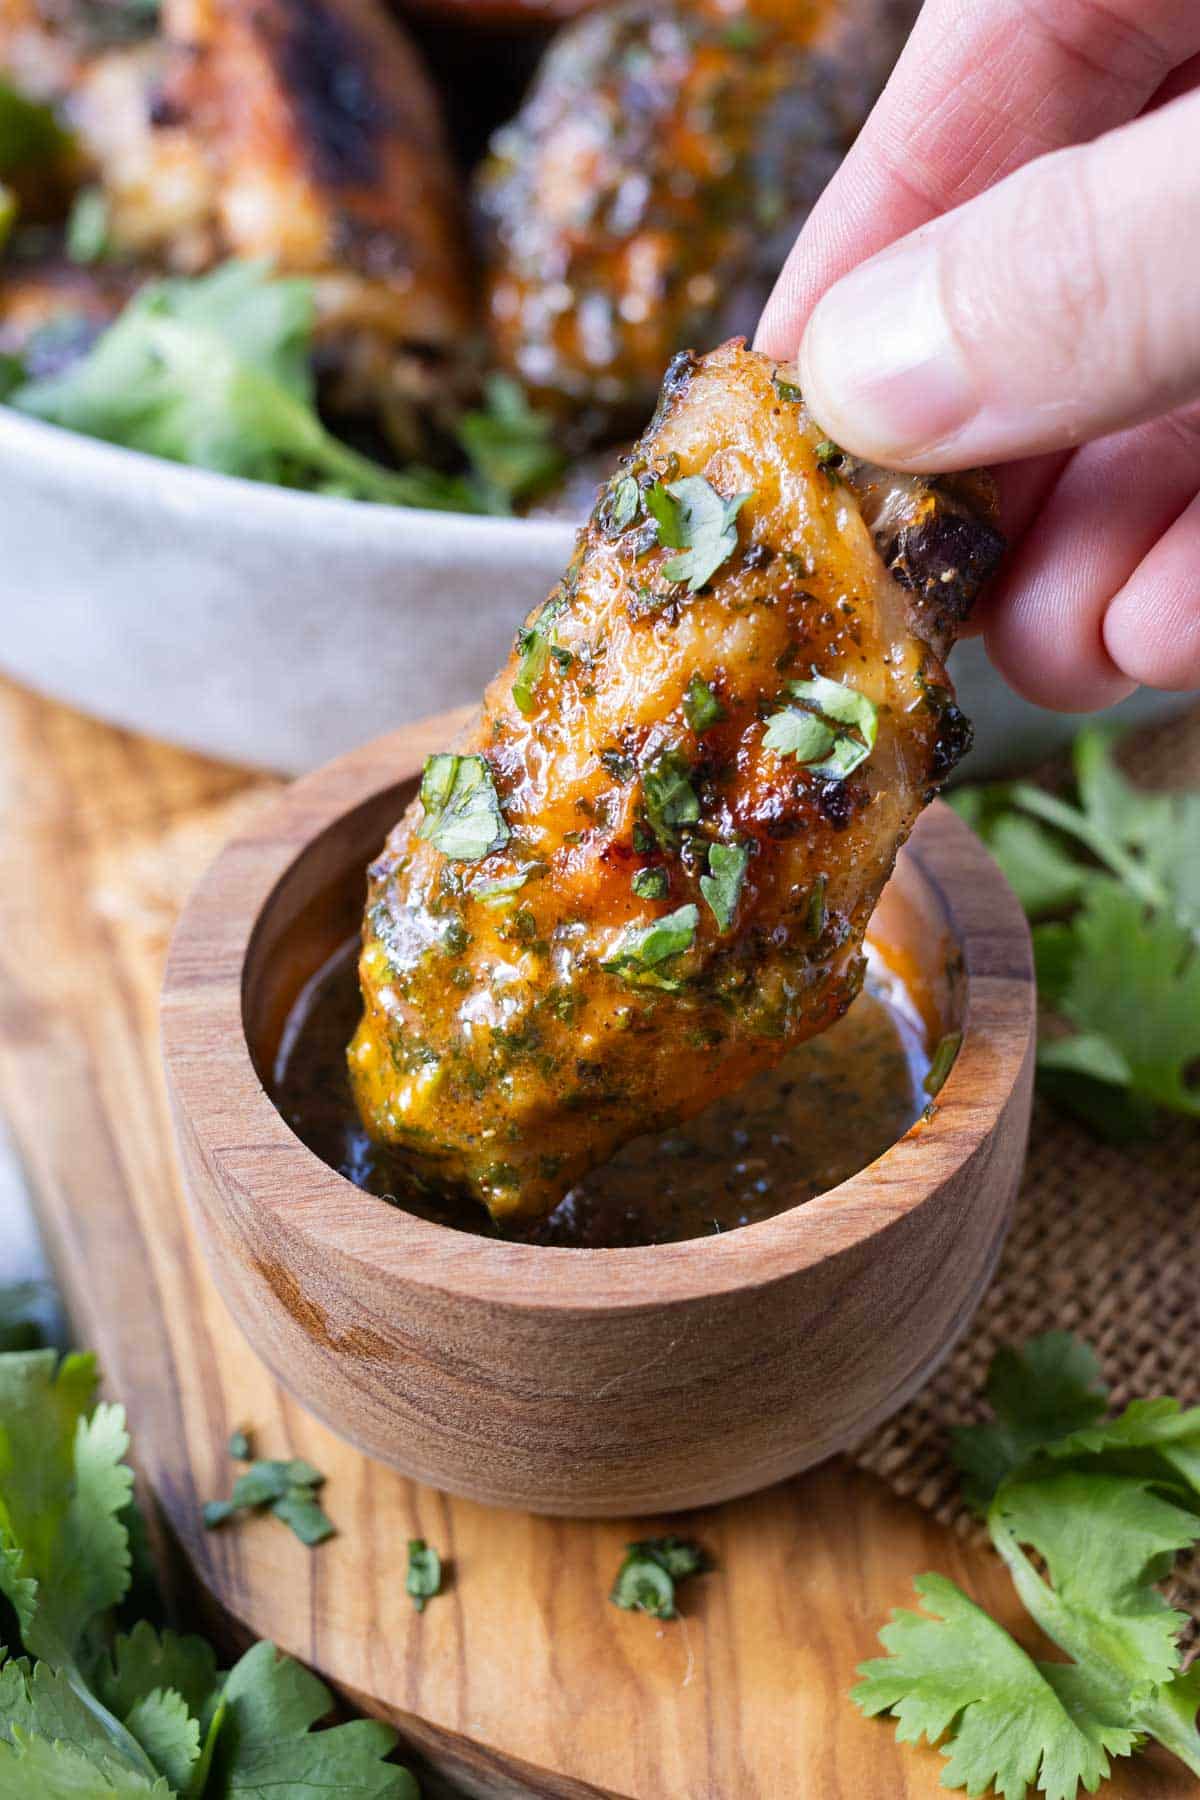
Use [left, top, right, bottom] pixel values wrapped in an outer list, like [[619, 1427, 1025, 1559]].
[[475, 0, 917, 441], [1, 0, 474, 452], [350, 342, 1003, 1222]]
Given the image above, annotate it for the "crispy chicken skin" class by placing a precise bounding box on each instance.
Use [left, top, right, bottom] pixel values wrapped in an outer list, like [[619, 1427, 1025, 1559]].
[[350, 343, 1003, 1221], [1, 0, 474, 450], [475, 0, 917, 441]]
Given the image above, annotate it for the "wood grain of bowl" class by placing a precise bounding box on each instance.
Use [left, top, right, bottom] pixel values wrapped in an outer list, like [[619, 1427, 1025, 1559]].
[[161, 709, 1035, 1517]]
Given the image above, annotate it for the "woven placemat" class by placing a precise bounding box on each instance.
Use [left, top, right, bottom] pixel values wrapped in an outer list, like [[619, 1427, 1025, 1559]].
[[854, 703, 1200, 1629]]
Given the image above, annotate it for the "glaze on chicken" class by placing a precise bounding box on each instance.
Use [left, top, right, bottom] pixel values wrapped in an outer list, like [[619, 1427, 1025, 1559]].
[[350, 343, 1003, 1221], [475, 0, 918, 441]]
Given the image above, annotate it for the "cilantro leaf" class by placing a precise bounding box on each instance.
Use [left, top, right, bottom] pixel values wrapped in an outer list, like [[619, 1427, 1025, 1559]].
[[951, 1332, 1108, 1512], [700, 841, 748, 932], [0, 1727, 171, 1794], [0, 1351, 132, 1665], [204, 1457, 334, 1548], [641, 749, 700, 849], [862, 1335, 1200, 1796], [854, 1572, 1134, 1800], [456, 374, 565, 514], [763, 676, 877, 780], [122, 1687, 200, 1790], [405, 1540, 441, 1613], [512, 591, 568, 717], [610, 1538, 707, 1620], [602, 904, 698, 989], [600, 473, 641, 536], [0, 80, 72, 176], [204, 1641, 416, 1799], [94, 1622, 218, 1723], [631, 867, 668, 900], [952, 728, 1200, 1134], [648, 476, 753, 591], [0, 1656, 171, 1791], [10, 261, 485, 512], [1043, 882, 1200, 1119], [683, 675, 724, 734], [417, 753, 510, 863]]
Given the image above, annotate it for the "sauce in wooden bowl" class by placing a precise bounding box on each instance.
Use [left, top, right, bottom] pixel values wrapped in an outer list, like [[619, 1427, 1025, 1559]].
[[272, 938, 931, 1248]]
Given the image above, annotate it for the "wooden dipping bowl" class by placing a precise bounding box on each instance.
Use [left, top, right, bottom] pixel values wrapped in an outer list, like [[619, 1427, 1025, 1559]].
[[162, 708, 1035, 1518]]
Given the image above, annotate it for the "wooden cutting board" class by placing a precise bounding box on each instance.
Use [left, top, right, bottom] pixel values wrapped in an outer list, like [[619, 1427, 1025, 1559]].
[[0, 676, 1185, 1799]]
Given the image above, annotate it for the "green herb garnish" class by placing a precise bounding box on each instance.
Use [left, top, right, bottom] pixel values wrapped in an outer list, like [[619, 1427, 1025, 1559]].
[[472, 867, 535, 905], [204, 1455, 334, 1547], [700, 840, 748, 932], [602, 904, 698, 988], [642, 749, 700, 849], [405, 1539, 442, 1613], [65, 185, 110, 265], [632, 866, 668, 900], [806, 875, 827, 938], [647, 475, 754, 592], [952, 728, 1200, 1136], [456, 373, 565, 513], [418, 753, 509, 863], [772, 373, 804, 404], [610, 1537, 707, 1620], [924, 1031, 962, 1098], [7, 260, 486, 510], [814, 438, 844, 471], [763, 675, 877, 780], [0, 79, 72, 176], [512, 591, 568, 716], [602, 472, 641, 536], [855, 1332, 1200, 1797], [684, 675, 724, 733], [226, 1428, 251, 1461], [0, 1349, 415, 1794], [600, 748, 636, 782]]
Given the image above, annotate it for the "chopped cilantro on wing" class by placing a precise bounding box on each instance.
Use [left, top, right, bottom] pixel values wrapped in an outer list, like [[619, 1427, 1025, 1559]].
[[602, 904, 698, 989], [641, 748, 700, 849], [647, 475, 754, 591], [417, 753, 510, 863], [764, 675, 877, 780], [700, 840, 748, 932], [683, 675, 724, 733]]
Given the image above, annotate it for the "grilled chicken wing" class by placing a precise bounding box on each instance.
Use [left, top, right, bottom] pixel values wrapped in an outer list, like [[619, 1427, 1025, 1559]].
[[350, 342, 1003, 1222], [475, 0, 917, 441], [1, 0, 474, 452]]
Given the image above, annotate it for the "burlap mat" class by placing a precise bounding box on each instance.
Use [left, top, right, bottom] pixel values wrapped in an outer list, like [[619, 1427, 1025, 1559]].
[[854, 704, 1200, 1632]]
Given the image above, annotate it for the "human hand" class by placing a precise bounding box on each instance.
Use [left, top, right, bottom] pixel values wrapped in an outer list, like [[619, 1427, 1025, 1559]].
[[756, 0, 1200, 710]]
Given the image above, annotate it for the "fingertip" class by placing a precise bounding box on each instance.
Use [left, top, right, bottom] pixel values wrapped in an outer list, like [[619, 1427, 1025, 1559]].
[[983, 594, 1136, 715], [1101, 498, 1200, 692]]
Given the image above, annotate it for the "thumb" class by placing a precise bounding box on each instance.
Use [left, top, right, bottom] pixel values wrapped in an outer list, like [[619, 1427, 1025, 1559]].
[[794, 88, 1200, 472]]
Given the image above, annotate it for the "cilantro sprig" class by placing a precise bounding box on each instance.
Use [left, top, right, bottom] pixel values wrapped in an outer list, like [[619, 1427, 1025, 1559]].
[[6, 261, 562, 516], [854, 1332, 1200, 1797], [0, 1350, 416, 1797], [203, 1432, 334, 1547], [952, 728, 1200, 1136]]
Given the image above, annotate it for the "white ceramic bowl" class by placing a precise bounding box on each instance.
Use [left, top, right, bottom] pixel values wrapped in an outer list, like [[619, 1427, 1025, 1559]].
[[0, 406, 1189, 774]]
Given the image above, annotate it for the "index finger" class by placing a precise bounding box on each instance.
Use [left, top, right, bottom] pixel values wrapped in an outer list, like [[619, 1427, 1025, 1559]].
[[756, 0, 1200, 356]]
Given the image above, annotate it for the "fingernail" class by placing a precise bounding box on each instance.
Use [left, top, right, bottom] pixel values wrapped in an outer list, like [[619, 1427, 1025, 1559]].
[[798, 242, 976, 464]]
